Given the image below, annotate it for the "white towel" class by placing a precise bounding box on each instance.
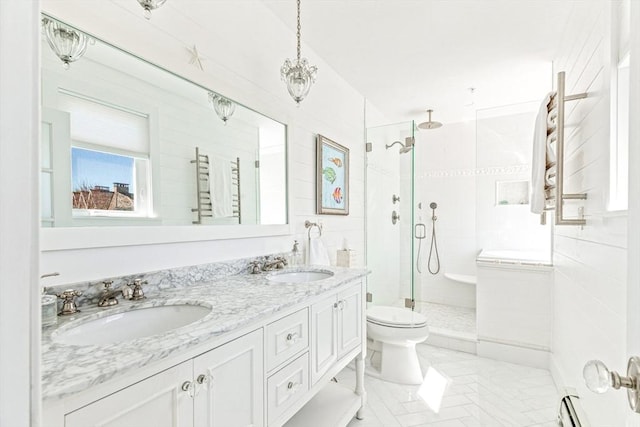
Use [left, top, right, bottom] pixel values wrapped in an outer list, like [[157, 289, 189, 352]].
[[531, 92, 553, 214], [210, 156, 233, 218], [308, 238, 330, 266]]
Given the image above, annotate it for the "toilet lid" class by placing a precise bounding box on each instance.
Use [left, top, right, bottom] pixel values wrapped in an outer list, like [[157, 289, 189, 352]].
[[367, 306, 427, 328]]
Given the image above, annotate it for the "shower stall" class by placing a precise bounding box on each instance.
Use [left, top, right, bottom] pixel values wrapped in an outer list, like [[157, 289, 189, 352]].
[[365, 118, 478, 353], [366, 103, 553, 356]]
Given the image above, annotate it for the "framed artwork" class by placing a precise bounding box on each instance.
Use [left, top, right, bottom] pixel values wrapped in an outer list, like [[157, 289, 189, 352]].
[[316, 134, 349, 215]]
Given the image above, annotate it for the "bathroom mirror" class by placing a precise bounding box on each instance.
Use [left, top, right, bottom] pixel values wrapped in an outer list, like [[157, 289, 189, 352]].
[[40, 15, 289, 249]]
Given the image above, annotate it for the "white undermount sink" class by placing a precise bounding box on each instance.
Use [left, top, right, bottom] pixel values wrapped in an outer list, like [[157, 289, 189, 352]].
[[267, 270, 334, 283], [52, 304, 211, 346]]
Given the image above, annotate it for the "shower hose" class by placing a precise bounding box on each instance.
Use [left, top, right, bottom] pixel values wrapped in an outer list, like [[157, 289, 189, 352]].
[[428, 211, 440, 275]]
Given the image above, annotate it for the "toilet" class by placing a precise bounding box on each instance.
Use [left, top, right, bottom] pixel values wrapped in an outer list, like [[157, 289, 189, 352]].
[[366, 306, 429, 385]]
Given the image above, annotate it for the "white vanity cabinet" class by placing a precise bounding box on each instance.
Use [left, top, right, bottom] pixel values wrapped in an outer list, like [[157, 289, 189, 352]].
[[311, 283, 362, 384], [63, 330, 263, 427], [45, 276, 367, 427]]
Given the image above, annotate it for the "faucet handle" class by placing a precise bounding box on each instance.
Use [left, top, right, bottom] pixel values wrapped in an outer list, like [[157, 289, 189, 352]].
[[130, 279, 148, 300], [249, 261, 262, 274], [56, 289, 82, 315]]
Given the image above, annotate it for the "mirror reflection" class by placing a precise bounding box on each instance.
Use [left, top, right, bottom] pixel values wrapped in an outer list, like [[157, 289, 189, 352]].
[[40, 16, 287, 228]]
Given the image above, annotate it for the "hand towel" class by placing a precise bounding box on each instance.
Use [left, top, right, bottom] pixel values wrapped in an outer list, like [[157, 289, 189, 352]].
[[210, 156, 233, 218], [308, 238, 330, 266], [531, 92, 553, 214]]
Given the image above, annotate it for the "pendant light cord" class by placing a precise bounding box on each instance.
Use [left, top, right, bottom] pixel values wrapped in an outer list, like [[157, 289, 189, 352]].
[[296, 0, 302, 61]]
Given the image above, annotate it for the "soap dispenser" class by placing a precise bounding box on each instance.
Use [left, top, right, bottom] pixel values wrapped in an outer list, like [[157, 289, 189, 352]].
[[290, 240, 302, 266]]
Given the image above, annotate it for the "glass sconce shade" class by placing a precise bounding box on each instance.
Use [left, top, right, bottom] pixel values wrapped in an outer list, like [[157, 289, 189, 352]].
[[42, 18, 89, 70], [137, 0, 168, 19], [209, 93, 236, 123], [280, 58, 318, 105]]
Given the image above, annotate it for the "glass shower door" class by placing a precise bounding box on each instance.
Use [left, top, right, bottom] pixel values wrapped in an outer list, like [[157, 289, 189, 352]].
[[365, 121, 415, 308]]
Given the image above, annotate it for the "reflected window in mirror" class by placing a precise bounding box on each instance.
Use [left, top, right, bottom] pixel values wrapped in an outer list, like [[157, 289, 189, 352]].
[[40, 14, 287, 234]]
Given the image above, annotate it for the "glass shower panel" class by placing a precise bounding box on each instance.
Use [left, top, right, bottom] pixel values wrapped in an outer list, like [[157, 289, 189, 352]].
[[366, 121, 415, 307], [475, 103, 552, 262]]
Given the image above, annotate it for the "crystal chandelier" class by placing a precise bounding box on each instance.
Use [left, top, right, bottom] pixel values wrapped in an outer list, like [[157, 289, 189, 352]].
[[209, 92, 236, 124], [41, 18, 89, 70], [280, 0, 317, 105], [137, 0, 168, 19]]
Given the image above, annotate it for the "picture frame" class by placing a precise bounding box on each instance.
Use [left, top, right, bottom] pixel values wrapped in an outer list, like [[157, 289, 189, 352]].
[[316, 134, 349, 215]]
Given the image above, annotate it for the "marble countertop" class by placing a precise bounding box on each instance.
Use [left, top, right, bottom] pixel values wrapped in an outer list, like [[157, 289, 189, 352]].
[[42, 266, 368, 401]]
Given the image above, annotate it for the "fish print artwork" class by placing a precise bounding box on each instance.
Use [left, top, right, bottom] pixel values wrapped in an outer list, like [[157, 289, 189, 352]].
[[317, 135, 348, 215]]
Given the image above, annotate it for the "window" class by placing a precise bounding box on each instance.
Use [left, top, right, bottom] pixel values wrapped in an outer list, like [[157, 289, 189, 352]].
[[59, 90, 152, 218]]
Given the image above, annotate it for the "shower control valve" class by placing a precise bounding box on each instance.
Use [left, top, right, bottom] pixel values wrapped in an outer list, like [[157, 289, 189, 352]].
[[391, 210, 400, 225]]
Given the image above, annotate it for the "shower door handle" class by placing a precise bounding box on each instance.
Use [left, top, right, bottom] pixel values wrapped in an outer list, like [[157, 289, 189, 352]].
[[415, 223, 426, 239]]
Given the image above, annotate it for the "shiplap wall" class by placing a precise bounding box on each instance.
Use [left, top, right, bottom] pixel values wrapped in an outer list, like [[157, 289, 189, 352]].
[[40, 0, 366, 284], [550, 1, 629, 424]]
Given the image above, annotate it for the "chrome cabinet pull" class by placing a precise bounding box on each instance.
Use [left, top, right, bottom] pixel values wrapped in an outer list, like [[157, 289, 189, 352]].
[[196, 374, 209, 384]]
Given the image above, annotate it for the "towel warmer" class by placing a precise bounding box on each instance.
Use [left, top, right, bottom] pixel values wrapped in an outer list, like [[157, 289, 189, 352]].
[[191, 147, 213, 224], [231, 157, 241, 224], [191, 148, 241, 224], [542, 71, 588, 226]]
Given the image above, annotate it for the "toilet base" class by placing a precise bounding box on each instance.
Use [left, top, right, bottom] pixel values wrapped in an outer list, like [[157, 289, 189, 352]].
[[367, 339, 424, 385]]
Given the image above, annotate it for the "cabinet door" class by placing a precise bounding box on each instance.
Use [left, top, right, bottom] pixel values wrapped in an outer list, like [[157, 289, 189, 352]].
[[193, 329, 264, 427], [311, 295, 338, 384], [65, 362, 193, 427], [337, 284, 362, 358]]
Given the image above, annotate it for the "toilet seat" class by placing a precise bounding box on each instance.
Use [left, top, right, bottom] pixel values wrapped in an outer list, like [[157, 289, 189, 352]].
[[366, 306, 427, 328]]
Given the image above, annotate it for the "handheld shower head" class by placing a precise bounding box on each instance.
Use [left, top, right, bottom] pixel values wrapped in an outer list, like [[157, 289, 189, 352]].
[[429, 202, 437, 209]]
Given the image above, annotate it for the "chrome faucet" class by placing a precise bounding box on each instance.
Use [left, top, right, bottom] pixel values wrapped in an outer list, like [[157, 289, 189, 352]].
[[57, 289, 82, 315], [98, 281, 120, 307], [262, 256, 287, 271]]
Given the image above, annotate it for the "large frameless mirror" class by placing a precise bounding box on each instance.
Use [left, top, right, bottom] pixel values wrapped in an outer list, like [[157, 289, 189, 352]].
[[40, 15, 287, 240]]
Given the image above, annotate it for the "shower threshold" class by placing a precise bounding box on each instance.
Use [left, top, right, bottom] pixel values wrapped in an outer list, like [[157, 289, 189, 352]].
[[415, 301, 478, 354]]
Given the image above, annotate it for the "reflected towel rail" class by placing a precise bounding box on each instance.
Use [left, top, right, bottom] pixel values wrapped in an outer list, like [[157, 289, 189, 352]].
[[191, 146, 212, 224], [542, 71, 588, 226]]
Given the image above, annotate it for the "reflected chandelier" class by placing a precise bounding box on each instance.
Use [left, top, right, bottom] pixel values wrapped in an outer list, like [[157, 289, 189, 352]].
[[280, 0, 317, 105], [209, 92, 236, 124], [137, 0, 167, 19], [42, 17, 89, 70]]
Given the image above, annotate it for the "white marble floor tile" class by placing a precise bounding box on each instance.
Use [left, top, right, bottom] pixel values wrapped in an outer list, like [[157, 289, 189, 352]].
[[345, 344, 559, 427]]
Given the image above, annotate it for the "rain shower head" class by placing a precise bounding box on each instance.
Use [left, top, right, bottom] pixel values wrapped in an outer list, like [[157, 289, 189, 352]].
[[418, 109, 443, 130]]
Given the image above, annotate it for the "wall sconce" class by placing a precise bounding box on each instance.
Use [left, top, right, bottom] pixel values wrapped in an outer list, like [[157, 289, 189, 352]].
[[209, 92, 236, 124], [42, 17, 89, 70]]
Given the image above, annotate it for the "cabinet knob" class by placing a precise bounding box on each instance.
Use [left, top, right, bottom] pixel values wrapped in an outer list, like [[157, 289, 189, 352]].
[[287, 381, 299, 393], [196, 374, 209, 384], [181, 380, 195, 397], [286, 332, 299, 343]]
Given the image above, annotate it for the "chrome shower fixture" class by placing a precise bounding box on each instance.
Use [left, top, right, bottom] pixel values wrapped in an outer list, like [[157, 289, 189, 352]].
[[418, 109, 443, 130], [137, 0, 167, 19]]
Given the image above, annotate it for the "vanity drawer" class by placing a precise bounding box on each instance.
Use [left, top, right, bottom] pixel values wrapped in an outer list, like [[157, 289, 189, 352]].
[[266, 307, 309, 371], [267, 352, 309, 424]]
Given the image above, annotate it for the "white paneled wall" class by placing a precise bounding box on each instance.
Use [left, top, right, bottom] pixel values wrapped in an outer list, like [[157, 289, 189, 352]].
[[40, 0, 366, 284], [551, 1, 629, 424]]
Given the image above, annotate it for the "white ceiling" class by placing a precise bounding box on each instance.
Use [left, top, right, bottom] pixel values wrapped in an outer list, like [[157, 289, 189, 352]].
[[262, 0, 579, 125]]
